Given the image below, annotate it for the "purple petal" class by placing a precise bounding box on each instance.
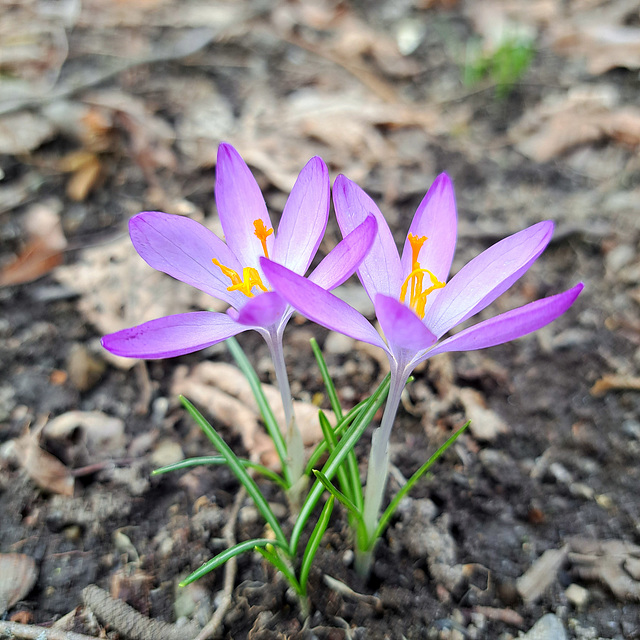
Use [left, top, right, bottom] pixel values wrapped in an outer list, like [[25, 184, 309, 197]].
[[309, 215, 377, 290], [333, 175, 402, 300], [425, 283, 584, 358], [235, 291, 288, 328], [400, 173, 457, 284], [101, 312, 247, 359], [260, 258, 389, 351], [427, 221, 554, 337], [375, 294, 437, 353], [215, 143, 273, 269], [272, 157, 329, 275], [129, 212, 245, 308]]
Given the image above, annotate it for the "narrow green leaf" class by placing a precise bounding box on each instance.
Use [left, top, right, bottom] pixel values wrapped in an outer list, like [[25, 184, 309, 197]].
[[299, 495, 335, 592], [290, 374, 391, 555], [313, 470, 364, 526], [152, 456, 287, 490], [179, 538, 286, 586], [180, 396, 288, 548], [318, 411, 353, 504], [226, 337, 290, 486], [374, 420, 471, 540], [310, 337, 343, 421], [254, 544, 301, 594], [304, 399, 366, 474]]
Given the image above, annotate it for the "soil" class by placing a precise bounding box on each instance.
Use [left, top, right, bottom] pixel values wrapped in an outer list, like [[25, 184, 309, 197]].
[[1, 1, 640, 639]]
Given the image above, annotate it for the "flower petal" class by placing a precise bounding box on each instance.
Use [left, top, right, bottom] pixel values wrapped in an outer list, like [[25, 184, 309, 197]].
[[235, 291, 288, 328], [400, 173, 457, 284], [424, 283, 584, 358], [272, 157, 329, 275], [427, 221, 554, 337], [215, 143, 273, 269], [375, 294, 437, 353], [261, 258, 389, 351], [309, 215, 377, 290], [129, 211, 245, 308], [101, 312, 247, 359], [333, 175, 402, 300]]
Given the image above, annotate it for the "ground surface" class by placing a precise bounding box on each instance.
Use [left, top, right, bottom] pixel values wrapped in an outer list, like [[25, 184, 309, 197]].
[[1, 1, 640, 639]]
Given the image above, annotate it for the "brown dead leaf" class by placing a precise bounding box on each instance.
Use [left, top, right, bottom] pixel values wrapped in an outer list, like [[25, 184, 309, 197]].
[[44, 410, 126, 455], [458, 387, 509, 441], [551, 0, 640, 75], [568, 537, 640, 601], [9, 420, 75, 496], [0, 553, 38, 615], [590, 374, 640, 396], [172, 362, 331, 470], [510, 86, 640, 162], [0, 201, 67, 286], [516, 547, 568, 603]]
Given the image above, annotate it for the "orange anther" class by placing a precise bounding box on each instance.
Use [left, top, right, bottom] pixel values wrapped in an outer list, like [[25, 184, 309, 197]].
[[253, 219, 274, 259]]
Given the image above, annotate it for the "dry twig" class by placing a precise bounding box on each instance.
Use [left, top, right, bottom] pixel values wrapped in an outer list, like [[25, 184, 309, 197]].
[[0, 621, 98, 640], [194, 487, 246, 640]]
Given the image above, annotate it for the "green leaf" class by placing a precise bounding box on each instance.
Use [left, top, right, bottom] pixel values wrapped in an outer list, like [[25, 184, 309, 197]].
[[180, 395, 288, 549], [304, 400, 365, 474], [152, 455, 287, 490], [290, 374, 391, 555], [310, 337, 343, 421], [179, 538, 286, 586], [313, 470, 364, 526], [299, 495, 335, 592], [226, 337, 290, 486], [318, 410, 353, 504], [374, 420, 471, 541], [254, 544, 301, 594]]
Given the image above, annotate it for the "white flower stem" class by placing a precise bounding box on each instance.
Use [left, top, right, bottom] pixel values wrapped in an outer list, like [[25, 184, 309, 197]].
[[264, 330, 305, 488], [356, 365, 408, 576]]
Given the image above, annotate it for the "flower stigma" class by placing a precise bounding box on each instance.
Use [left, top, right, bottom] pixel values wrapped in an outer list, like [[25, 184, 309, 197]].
[[399, 233, 445, 319], [212, 219, 274, 297]]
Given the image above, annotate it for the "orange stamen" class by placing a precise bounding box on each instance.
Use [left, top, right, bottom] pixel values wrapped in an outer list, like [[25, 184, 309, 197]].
[[399, 234, 445, 319], [253, 219, 274, 259], [212, 260, 268, 298]]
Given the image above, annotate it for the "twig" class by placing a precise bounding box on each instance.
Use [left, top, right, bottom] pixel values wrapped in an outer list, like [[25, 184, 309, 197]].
[[194, 487, 246, 640], [82, 585, 201, 640], [0, 621, 98, 640]]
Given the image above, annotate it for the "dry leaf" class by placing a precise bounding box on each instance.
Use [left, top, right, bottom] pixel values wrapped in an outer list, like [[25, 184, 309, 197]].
[[516, 547, 568, 603], [9, 420, 75, 496], [0, 202, 67, 286], [590, 374, 640, 396], [172, 362, 331, 470], [458, 387, 509, 441], [551, 0, 640, 75], [44, 410, 126, 455], [510, 86, 640, 162], [568, 537, 640, 601], [0, 553, 38, 615]]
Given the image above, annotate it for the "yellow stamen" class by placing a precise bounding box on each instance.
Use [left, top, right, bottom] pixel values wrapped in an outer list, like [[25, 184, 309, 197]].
[[253, 219, 274, 259], [212, 260, 268, 298], [399, 234, 445, 319]]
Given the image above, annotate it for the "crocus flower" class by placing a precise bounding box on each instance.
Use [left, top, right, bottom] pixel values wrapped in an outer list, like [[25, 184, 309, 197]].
[[102, 144, 377, 484], [261, 172, 583, 554]]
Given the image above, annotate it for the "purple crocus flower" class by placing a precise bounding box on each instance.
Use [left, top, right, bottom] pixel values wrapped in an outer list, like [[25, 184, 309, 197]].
[[261, 172, 583, 555], [102, 144, 377, 484]]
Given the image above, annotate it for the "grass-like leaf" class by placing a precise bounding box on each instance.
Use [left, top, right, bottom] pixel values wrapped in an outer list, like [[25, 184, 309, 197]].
[[299, 494, 335, 592], [310, 337, 343, 421], [290, 374, 391, 555], [179, 538, 286, 586], [374, 420, 471, 541], [180, 395, 288, 548], [226, 337, 290, 486], [152, 455, 287, 490]]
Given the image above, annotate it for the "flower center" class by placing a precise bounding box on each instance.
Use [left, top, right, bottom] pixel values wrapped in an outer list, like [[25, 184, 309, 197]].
[[399, 233, 445, 319], [212, 219, 273, 298]]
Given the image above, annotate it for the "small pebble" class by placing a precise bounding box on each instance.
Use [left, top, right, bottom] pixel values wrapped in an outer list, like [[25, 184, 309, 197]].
[[565, 583, 590, 608], [521, 614, 567, 640]]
